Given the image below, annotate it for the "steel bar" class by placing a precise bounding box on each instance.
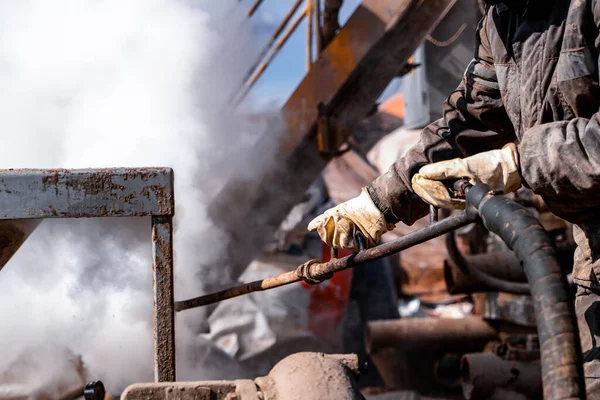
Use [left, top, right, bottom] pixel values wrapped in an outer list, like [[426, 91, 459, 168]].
[[365, 317, 498, 354], [152, 216, 175, 382], [306, 0, 313, 70], [429, 205, 438, 224], [461, 352, 542, 399], [0, 168, 174, 219], [246, 0, 266, 17], [234, 0, 305, 104], [314, 0, 322, 52], [174, 210, 475, 311]]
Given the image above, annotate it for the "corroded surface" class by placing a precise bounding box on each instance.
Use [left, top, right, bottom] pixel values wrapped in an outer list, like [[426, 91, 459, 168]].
[[152, 216, 175, 382], [0, 168, 174, 219]]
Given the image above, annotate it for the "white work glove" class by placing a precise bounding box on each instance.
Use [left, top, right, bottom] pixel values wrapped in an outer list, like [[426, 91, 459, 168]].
[[411, 143, 521, 210], [308, 188, 394, 250]]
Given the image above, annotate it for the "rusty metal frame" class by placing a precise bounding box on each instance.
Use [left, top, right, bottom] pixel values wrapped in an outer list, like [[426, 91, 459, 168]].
[[0, 168, 176, 382]]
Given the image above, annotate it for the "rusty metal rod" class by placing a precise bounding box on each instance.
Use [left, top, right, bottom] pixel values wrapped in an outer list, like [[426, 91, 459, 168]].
[[247, 0, 266, 17], [314, 0, 323, 52], [366, 317, 498, 354], [307, 0, 313, 70], [175, 210, 476, 311], [233, 0, 305, 105]]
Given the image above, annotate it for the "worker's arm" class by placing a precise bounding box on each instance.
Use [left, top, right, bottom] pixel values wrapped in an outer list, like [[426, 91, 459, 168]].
[[518, 1, 600, 223], [367, 13, 516, 225]]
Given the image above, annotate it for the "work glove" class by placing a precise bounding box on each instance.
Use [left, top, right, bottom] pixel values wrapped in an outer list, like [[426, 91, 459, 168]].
[[308, 188, 394, 250], [411, 143, 521, 210]]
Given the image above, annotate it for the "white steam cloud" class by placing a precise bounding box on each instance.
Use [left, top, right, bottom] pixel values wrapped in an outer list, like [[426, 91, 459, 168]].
[[0, 0, 275, 393]]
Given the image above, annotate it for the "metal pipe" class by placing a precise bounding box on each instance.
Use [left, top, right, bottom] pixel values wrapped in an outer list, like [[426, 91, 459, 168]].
[[446, 229, 530, 294], [467, 183, 585, 399], [314, 0, 323, 52], [306, 0, 313, 70], [461, 352, 542, 399], [460, 251, 527, 282], [247, 0, 266, 17], [443, 259, 503, 295], [365, 317, 498, 354], [233, 0, 305, 105], [174, 210, 476, 311], [429, 205, 438, 224]]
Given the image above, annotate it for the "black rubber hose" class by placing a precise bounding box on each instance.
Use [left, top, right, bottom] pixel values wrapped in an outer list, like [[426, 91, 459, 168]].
[[445, 229, 531, 294], [467, 184, 585, 400]]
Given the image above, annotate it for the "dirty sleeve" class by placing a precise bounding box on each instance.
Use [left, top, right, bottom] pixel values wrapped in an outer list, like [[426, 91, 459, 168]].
[[518, 1, 600, 224], [367, 14, 516, 225]]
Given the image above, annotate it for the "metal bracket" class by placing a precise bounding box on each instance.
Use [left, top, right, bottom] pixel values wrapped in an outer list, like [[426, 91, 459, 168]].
[[0, 168, 176, 382]]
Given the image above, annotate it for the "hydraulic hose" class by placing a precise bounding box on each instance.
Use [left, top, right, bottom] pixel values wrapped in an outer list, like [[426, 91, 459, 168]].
[[445, 229, 530, 294], [467, 183, 585, 400]]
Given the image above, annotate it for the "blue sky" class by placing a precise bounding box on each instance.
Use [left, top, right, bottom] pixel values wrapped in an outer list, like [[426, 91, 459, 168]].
[[237, 0, 363, 110]]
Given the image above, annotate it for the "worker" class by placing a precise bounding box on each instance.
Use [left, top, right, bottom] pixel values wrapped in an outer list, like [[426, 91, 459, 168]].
[[308, 0, 600, 395]]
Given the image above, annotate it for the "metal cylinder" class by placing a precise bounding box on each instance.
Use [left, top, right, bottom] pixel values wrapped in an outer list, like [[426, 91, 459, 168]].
[[444, 259, 499, 295], [365, 317, 498, 354], [461, 352, 542, 399], [0, 219, 40, 271], [461, 251, 526, 282]]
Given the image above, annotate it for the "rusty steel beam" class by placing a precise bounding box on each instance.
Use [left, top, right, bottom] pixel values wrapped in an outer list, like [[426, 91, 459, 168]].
[[0, 168, 174, 219], [0, 168, 176, 382], [152, 216, 176, 382], [208, 0, 457, 293], [366, 317, 498, 354]]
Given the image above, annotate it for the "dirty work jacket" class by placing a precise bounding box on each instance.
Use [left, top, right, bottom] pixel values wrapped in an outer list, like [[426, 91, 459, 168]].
[[367, 0, 600, 226]]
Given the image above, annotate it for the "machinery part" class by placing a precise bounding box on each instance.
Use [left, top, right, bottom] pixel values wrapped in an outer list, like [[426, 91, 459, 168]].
[[365, 316, 498, 354], [467, 183, 585, 399], [209, 0, 458, 293], [174, 210, 476, 311], [472, 292, 537, 328], [0, 219, 40, 270], [461, 352, 542, 400], [0, 168, 176, 382], [84, 381, 106, 400], [429, 205, 439, 224], [489, 335, 540, 363], [256, 353, 362, 400], [121, 353, 362, 400]]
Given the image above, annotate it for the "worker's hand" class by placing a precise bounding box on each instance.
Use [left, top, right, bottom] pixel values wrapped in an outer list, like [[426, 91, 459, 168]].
[[308, 188, 394, 250], [411, 143, 521, 210]]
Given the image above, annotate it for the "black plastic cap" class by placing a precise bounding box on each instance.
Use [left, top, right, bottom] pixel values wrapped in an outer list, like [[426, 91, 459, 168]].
[[84, 381, 105, 400]]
